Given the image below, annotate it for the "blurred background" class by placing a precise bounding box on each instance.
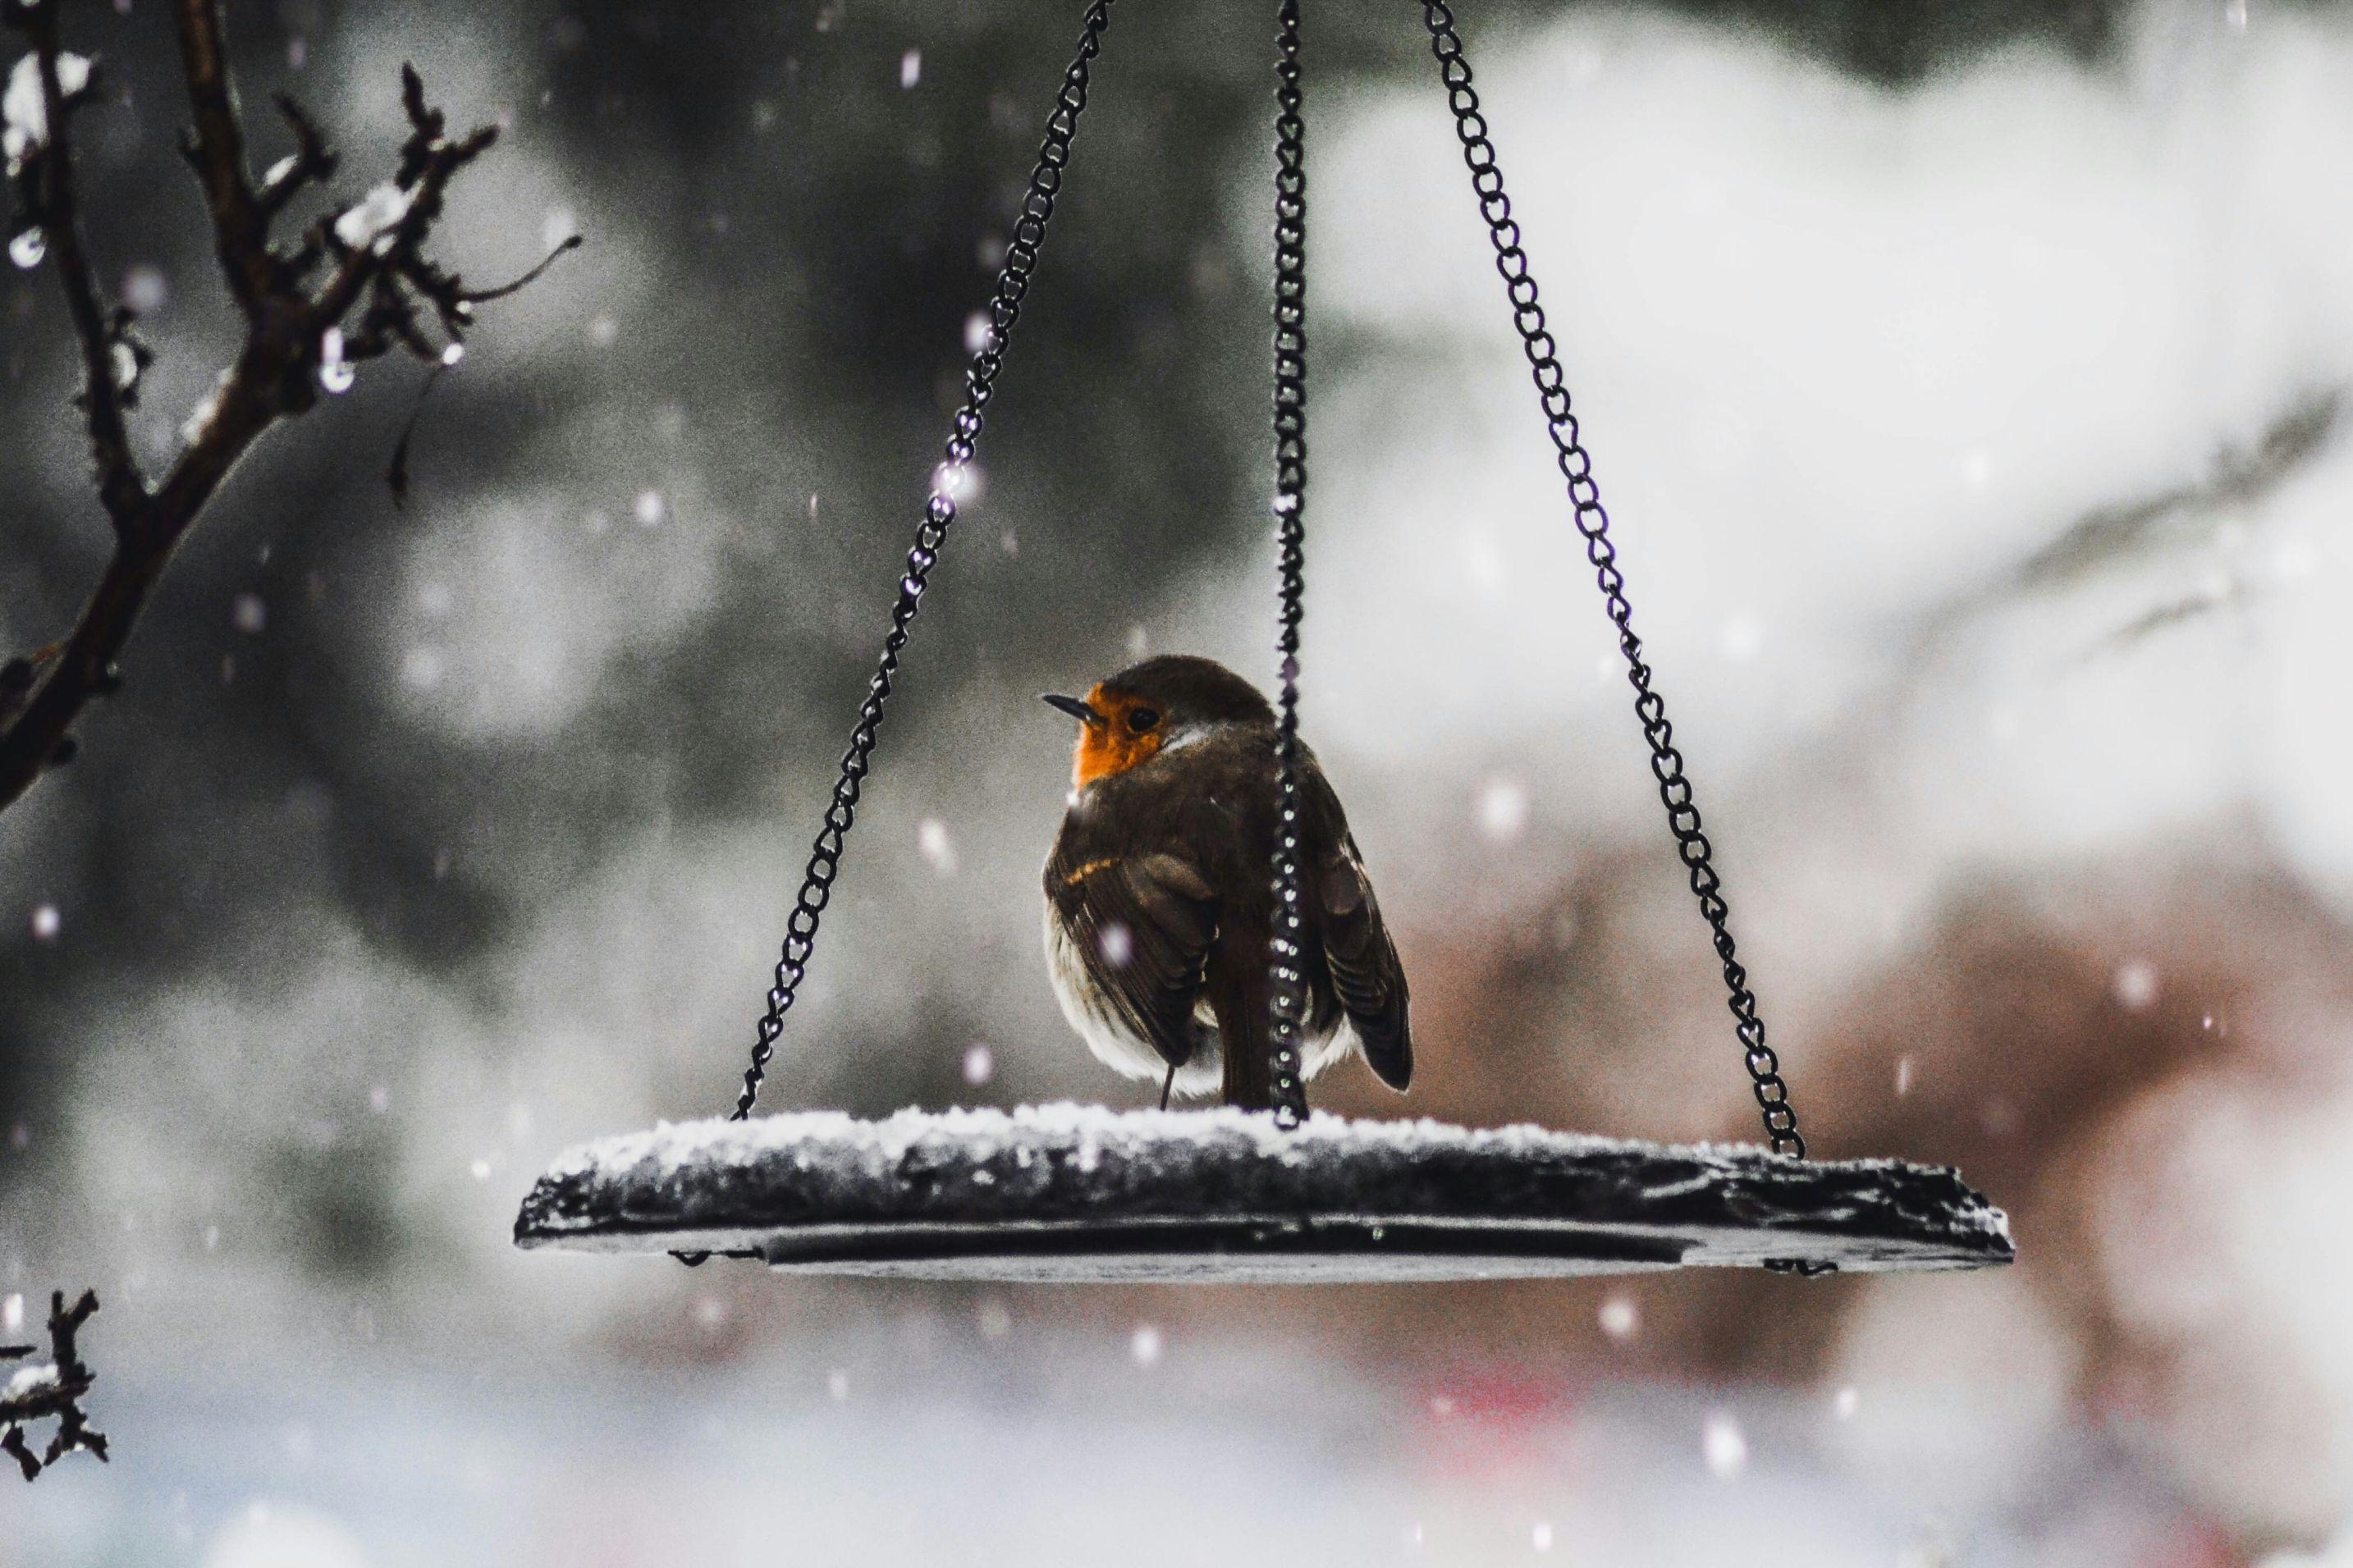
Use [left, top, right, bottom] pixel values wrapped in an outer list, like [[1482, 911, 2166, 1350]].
[[6, 0, 2351, 1561]]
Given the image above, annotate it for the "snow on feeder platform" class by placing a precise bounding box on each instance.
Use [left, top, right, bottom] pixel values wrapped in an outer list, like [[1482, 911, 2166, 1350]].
[[513, 1105, 2014, 1283]]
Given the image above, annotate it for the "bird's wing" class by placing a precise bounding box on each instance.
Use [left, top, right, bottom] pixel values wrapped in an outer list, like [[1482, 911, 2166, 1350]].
[[1305, 764, 1413, 1091], [1049, 850, 1220, 1072]]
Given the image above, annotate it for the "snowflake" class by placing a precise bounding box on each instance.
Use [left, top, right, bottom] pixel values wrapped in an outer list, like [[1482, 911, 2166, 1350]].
[[1702, 1411, 1748, 1479]]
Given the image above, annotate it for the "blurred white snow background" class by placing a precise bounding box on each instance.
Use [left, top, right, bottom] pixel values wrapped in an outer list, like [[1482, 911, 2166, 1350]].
[[8, 0, 2353, 1561]]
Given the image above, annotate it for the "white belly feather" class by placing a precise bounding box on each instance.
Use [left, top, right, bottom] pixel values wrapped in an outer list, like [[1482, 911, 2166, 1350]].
[[1042, 903, 1360, 1101]]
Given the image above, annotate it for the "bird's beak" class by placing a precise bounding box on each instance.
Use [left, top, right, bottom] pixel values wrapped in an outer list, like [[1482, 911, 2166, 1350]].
[[1041, 693, 1101, 725]]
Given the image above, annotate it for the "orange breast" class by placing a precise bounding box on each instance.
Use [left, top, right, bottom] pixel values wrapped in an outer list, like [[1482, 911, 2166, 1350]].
[[1073, 683, 1163, 789]]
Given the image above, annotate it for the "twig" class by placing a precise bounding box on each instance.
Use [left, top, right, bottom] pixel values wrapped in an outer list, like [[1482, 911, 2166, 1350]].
[[9, 0, 144, 525], [255, 91, 334, 220], [172, 0, 270, 309], [0, 1290, 106, 1482], [461, 232, 583, 305], [0, 0, 576, 818]]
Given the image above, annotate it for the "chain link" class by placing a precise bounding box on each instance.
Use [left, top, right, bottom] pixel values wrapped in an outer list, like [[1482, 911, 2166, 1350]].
[[721, 0, 1116, 1127], [1417, 0, 1804, 1159], [1265, 0, 1312, 1130]]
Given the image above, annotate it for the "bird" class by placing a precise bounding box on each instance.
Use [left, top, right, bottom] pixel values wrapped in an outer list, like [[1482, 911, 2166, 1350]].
[[1040, 654, 1412, 1112]]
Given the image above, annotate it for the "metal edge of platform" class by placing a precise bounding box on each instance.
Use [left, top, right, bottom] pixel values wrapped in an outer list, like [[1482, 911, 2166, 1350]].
[[514, 1110, 2014, 1281]]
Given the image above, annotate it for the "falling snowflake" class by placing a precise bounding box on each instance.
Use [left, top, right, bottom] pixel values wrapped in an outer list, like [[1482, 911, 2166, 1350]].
[[1719, 614, 1764, 664], [29, 903, 60, 941], [1478, 777, 1530, 842], [1128, 1324, 1163, 1366], [2113, 960, 2159, 1011], [634, 490, 666, 527], [900, 49, 921, 88], [962, 1042, 994, 1086], [1833, 1385, 1860, 1419], [826, 1369, 849, 1402], [918, 817, 957, 875], [121, 263, 167, 313], [1598, 1295, 1638, 1339], [1703, 1412, 1749, 1479], [1532, 1522, 1555, 1552], [1099, 922, 1133, 967]]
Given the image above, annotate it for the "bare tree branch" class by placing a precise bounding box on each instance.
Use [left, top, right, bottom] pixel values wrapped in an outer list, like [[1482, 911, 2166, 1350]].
[[0, 1290, 106, 1482], [9, 0, 146, 526], [1891, 386, 2343, 689], [172, 0, 272, 310], [255, 91, 336, 220], [0, 1, 577, 818]]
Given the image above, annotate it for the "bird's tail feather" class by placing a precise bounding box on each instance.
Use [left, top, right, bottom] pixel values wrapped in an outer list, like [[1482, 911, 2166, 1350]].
[[1210, 930, 1277, 1112]]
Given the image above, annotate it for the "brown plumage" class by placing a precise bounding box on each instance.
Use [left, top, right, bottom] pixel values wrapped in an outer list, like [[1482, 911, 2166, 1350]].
[[1041, 655, 1412, 1109]]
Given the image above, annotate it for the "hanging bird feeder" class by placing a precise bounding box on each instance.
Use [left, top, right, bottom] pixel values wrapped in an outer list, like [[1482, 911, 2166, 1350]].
[[514, 0, 2014, 1283]]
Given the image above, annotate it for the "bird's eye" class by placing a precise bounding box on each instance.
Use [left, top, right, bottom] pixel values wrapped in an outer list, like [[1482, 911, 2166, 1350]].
[[1127, 707, 1160, 734]]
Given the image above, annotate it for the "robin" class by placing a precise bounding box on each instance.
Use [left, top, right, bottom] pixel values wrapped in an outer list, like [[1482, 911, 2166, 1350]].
[[1041, 654, 1412, 1112]]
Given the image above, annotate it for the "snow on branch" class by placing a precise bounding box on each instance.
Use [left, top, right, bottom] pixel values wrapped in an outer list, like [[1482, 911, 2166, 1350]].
[[0, 1290, 106, 1482], [0, 0, 578, 818]]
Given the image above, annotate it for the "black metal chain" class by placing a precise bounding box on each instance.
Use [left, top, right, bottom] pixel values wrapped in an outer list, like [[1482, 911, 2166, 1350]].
[[1416, 0, 1805, 1159], [1265, 0, 1312, 1130], [723, 0, 1116, 1127]]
